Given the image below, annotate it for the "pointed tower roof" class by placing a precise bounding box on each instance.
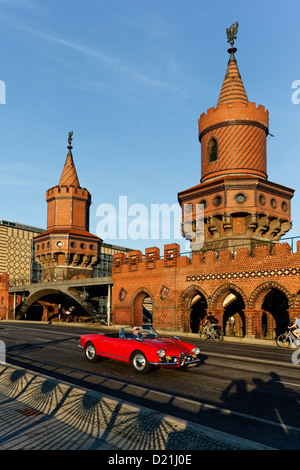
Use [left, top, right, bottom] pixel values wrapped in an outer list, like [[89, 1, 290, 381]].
[[59, 131, 80, 187], [217, 22, 248, 107]]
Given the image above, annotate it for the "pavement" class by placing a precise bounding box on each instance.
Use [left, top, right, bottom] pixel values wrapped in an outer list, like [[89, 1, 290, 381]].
[[0, 362, 276, 451]]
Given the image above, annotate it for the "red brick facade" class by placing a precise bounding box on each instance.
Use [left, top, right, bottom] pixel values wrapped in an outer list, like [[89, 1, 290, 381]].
[[0, 274, 9, 320], [112, 241, 300, 338]]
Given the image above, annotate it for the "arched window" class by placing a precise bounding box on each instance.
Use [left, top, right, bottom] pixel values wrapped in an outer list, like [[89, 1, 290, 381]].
[[208, 138, 218, 162]]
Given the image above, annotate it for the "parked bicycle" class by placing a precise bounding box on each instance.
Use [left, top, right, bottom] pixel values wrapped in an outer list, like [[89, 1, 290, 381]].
[[276, 328, 300, 348], [200, 325, 223, 342]]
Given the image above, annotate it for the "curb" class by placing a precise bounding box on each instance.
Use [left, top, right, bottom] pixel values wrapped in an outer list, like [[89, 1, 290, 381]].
[[2, 320, 278, 347], [0, 364, 275, 450]]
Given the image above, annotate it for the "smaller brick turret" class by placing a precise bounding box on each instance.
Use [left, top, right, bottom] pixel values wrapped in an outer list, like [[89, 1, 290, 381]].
[[34, 133, 100, 281]]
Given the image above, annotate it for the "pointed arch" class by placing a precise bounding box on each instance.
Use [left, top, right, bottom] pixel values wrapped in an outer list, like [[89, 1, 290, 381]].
[[178, 284, 209, 333], [178, 284, 210, 310], [211, 283, 248, 309], [130, 287, 155, 326], [249, 281, 292, 310]]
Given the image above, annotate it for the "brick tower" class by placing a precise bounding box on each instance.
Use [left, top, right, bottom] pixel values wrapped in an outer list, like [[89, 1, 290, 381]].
[[34, 132, 100, 281], [178, 23, 294, 252]]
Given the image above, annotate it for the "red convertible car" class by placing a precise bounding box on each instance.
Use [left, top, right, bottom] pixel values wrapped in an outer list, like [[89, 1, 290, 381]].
[[79, 325, 201, 373]]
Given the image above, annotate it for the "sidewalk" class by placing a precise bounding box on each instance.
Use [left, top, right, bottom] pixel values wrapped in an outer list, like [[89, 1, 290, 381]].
[[0, 363, 275, 451]]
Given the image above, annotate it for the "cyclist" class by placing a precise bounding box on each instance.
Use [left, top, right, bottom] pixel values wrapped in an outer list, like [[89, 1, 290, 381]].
[[288, 318, 300, 339], [203, 313, 219, 335]]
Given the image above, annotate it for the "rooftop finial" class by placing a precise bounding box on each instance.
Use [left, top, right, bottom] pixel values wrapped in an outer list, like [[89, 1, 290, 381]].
[[68, 131, 73, 154], [226, 22, 239, 47], [226, 22, 239, 60]]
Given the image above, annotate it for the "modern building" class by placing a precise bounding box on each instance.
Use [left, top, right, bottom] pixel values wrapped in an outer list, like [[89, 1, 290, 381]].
[[0, 220, 43, 286]]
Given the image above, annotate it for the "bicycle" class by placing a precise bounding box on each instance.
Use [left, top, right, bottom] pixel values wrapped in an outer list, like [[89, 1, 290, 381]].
[[276, 328, 300, 348], [200, 325, 223, 342]]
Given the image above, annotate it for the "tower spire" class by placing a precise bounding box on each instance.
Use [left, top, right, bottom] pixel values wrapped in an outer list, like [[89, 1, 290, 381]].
[[59, 131, 80, 187], [217, 22, 248, 106]]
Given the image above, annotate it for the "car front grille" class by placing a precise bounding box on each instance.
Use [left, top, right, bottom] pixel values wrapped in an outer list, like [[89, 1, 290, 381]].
[[179, 352, 185, 363]]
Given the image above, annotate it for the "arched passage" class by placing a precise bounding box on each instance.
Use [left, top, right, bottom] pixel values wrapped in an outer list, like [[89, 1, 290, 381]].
[[212, 284, 248, 337], [142, 295, 153, 324], [131, 288, 155, 326], [179, 285, 208, 333], [261, 289, 290, 337], [223, 293, 246, 337], [250, 282, 291, 338], [190, 294, 208, 333]]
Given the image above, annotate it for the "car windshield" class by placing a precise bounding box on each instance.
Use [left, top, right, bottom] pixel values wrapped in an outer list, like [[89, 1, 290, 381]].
[[123, 325, 159, 339]]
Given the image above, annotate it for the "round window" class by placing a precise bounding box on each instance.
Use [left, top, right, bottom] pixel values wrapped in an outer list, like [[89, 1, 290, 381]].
[[235, 193, 246, 203], [259, 195, 266, 205], [213, 195, 222, 207], [270, 198, 277, 209]]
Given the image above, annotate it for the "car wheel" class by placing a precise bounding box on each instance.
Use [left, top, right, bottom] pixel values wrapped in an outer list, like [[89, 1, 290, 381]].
[[85, 341, 100, 362], [131, 351, 152, 373]]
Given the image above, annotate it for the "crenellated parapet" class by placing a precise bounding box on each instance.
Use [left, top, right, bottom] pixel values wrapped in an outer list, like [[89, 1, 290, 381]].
[[112, 241, 300, 275], [46, 185, 91, 201], [198, 101, 269, 140]]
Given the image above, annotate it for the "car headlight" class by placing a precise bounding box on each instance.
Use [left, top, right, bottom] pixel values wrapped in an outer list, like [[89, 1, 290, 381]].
[[157, 349, 166, 358], [192, 347, 200, 355]]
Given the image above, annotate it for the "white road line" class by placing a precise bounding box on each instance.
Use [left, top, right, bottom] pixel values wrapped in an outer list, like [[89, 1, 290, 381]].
[[276, 380, 300, 388]]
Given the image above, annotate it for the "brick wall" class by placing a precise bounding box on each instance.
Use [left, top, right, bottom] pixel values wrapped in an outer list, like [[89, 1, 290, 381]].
[[112, 241, 300, 338]]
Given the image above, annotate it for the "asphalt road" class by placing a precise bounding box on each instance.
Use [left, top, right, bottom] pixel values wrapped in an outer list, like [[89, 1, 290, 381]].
[[0, 321, 299, 450]]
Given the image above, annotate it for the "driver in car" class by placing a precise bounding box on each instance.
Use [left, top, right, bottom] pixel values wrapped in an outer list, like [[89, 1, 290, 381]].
[[130, 326, 143, 338]]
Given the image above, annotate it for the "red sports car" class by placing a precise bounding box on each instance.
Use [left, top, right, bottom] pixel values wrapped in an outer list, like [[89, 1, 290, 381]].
[[79, 325, 201, 373]]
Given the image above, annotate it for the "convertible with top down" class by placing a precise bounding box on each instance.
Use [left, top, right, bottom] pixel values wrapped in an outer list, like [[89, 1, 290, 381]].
[[79, 325, 201, 373]]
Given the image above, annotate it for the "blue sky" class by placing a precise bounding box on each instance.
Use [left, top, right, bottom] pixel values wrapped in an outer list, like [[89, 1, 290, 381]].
[[0, 0, 300, 253]]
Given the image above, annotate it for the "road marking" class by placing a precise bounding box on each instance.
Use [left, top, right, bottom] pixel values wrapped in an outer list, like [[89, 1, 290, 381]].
[[276, 380, 300, 388], [203, 350, 297, 369]]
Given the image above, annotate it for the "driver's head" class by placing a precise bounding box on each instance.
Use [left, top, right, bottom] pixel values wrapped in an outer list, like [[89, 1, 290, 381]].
[[132, 326, 140, 336]]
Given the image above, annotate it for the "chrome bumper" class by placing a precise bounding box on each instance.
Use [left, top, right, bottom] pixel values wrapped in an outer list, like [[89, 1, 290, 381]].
[[150, 356, 201, 367]]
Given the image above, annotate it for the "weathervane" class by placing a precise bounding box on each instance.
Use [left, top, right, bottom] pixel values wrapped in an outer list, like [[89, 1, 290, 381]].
[[226, 22, 239, 48], [68, 131, 73, 154], [226, 22, 239, 61]]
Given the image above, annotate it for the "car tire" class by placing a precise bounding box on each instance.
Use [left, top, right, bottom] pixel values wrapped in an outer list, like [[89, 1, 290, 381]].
[[131, 351, 153, 373], [84, 341, 100, 362]]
